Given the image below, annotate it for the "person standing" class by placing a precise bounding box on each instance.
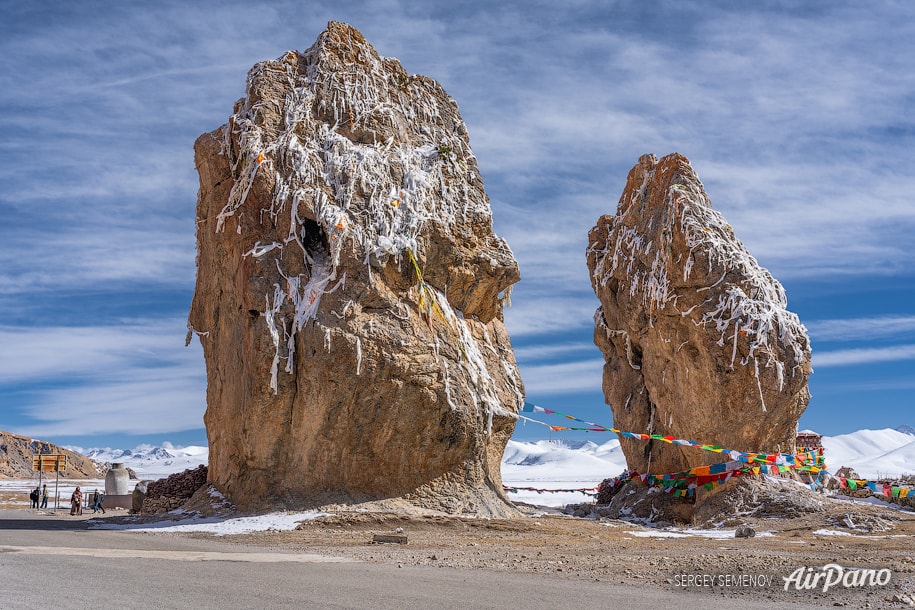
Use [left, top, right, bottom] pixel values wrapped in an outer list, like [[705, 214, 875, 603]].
[[70, 487, 82, 516], [40, 484, 49, 509], [95, 490, 106, 514], [29, 487, 39, 509]]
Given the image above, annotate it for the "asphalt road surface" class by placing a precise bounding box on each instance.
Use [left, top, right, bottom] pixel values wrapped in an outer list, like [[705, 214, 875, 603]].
[[0, 510, 827, 609]]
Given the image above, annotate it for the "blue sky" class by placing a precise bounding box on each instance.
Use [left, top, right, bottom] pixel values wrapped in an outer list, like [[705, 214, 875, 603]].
[[1, 1, 913, 450]]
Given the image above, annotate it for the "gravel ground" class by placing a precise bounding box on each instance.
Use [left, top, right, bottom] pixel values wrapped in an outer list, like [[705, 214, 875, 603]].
[[5, 482, 914, 607], [186, 501, 915, 609]]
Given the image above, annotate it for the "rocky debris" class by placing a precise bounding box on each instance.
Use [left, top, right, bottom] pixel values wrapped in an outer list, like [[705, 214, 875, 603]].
[[189, 22, 522, 516], [596, 475, 627, 505], [0, 429, 102, 479], [593, 476, 828, 527], [562, 502, 597, 518], [832, 512, 896, 533], [885, 593, 915, 605], [586, 153, 811, 518], [833, 466, 861, 481], [594, 483, 693, 526], [140, 465, 208, 514], [690, 476, 826, 527], [173, 483, 236, 517], [734, 524, 756, 538]]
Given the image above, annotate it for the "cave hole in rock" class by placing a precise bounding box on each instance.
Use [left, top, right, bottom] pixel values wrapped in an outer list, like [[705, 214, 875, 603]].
[[300, 218, 329, 258]]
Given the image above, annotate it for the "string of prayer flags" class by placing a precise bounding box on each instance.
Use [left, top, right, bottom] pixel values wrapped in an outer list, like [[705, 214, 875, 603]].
[[502, 485, 598, 497], [521, 403, 610, 431], [517, 402, 846, 495], [520, 402, 827, 472], [838, 477, 912, 498]]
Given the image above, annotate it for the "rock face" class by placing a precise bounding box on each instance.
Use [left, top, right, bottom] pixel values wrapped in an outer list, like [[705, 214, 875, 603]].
[[0, 430, 101, 479], [586, 153, 811, 483], [189, 23, 522, 515]]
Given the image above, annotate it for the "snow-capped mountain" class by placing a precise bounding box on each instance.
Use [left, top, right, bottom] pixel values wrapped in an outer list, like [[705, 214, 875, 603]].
[[896, 424, 915, 436], [502, 439, 626, 478], [67, 428, 915, 488], [821, 428, 915, 479], [68, 442, 208, 481]]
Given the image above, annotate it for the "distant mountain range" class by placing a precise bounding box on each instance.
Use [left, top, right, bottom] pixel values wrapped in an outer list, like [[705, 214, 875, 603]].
[[501, 427, 915, 482], [5, 425, 912, 483], [69, 442, 208, 481], [82, 426, 915, 482]]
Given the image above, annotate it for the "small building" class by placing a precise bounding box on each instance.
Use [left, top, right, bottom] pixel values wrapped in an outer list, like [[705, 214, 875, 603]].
[[796, 429, 823, 451]]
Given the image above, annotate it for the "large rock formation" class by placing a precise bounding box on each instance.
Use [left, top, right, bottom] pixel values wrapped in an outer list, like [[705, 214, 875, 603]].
[[587, 153, 811, 483], [189, 23, 523, 515]]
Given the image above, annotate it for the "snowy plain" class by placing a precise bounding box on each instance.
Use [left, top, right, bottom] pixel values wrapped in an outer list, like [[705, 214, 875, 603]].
[[2, 427, 912, 536]]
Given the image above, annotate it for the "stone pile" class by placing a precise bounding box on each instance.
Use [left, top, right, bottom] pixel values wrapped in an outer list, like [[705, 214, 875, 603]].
[[140, 465, 208, 514]]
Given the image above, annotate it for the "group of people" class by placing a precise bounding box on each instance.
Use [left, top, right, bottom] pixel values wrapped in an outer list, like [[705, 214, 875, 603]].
[[30, 485, 106, 515], [67, 487, 106, 515], [28, 485, 49, 509]]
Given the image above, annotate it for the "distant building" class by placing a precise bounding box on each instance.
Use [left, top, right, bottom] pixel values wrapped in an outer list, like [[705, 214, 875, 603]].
[[796, 429, 823, 450]]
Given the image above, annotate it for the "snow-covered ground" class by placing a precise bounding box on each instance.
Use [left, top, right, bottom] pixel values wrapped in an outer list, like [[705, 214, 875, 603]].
[[0, 443, 209, 509], [57, 427, 913, 494], [72, 442, 209, 481], [0, 477, 108, 511], [2, 426, 912, 534], [501, 439, 626, 506]]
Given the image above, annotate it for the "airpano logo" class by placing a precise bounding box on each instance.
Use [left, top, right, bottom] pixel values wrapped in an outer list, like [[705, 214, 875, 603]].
[[783, 564, 891, 592]]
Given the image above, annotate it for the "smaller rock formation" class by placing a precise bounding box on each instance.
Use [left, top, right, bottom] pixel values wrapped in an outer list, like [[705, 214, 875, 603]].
[[690, 476, 825, 526], [0, 430, 102, 479], [587, 153, 812, 518]]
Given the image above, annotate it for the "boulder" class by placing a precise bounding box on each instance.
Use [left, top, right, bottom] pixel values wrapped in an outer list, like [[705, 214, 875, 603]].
[[586, 153, 811, 515], [734, 524, 756, 538], [131, 480, 148, 514], [189, 22, 522, 516]]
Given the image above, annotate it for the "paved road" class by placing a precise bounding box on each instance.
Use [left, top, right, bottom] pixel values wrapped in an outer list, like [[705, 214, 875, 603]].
[[0, 510, 826, 609]]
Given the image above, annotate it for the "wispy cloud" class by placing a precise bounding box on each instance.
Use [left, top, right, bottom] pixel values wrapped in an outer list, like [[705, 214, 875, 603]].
[[513, 342, 600, 363], [807, 316, 915, 343], [0, 320, 195, 382], [15, 371, 206, 439], [0, 319, 206, 437], [813, 344, 915, 368], [503, 295, 598, 338], [517, 359, 604, 395], [811, 378, 915, 394], [2, 2, 914, 443]]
